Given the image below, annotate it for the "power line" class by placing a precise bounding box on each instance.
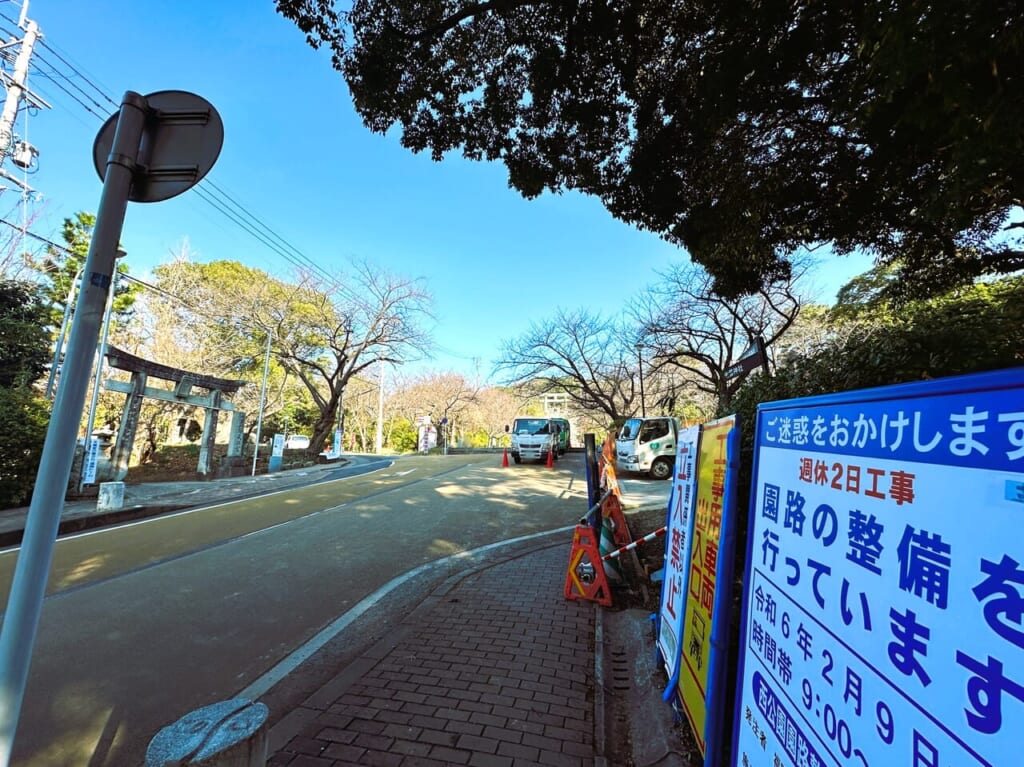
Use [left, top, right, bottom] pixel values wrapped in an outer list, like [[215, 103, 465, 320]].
[[191, 184, 306, 267], [26, 61, 104, 119], [1, 17, 339, 290], [120, 273, 263, 334], [0, 217, 353, 341], [0, 216, 270, 334], [36, 38, 118, 109], [0, 214, 64, 252], [0, 9, 117, 112], [199, 178, 329, 277]]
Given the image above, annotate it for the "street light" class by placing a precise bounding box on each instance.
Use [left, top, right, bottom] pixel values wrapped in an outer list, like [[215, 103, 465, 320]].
[[251, 331, 273, 476], [635, 342, 646, 417], [335, 387, 345, 454], [333, 324, 352, 456], [45, 267, 84, 399], [375, 362, 385, 454], [81, 249, 126, 491]]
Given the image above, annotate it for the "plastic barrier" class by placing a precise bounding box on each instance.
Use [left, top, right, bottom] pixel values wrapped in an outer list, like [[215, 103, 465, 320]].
[[563, 522, 613, 606]]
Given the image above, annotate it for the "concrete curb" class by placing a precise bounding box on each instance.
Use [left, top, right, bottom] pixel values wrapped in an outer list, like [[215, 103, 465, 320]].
[[593, 603, 608, 767], [263, 531, 579, 754], [0, 502, 192, 549]]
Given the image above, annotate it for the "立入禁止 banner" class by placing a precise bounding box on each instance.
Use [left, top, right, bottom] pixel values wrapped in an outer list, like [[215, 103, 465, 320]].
[[678, 415, 740, 759], [657, 424, 702, 698], [732, 367, 1024, 767]]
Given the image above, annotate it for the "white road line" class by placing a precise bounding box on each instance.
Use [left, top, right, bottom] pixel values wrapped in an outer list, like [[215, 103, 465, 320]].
[[0, 462, 399, 554]]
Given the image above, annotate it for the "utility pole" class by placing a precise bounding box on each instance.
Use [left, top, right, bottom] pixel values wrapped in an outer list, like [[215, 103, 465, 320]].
[[0, 0, 49, 262], [0, 4, 41, 168], [375, 363, 384, 453]]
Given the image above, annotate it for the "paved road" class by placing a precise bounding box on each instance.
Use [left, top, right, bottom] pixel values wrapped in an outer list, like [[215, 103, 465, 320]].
[[5, 453, 590, 767]]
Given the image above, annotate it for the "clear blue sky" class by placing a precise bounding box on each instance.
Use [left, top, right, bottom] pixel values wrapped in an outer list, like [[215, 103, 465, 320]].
[[10, 0, 872, 382]]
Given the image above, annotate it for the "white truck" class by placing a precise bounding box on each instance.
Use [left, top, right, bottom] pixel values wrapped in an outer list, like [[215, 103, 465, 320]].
[[507, 417, 561, 464], [615, 416, 681, 480]]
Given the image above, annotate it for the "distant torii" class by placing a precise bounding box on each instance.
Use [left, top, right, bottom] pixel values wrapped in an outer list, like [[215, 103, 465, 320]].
[[96, 346, 248, 483]]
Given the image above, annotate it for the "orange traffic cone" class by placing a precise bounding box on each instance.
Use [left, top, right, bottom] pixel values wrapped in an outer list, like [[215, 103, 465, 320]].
[[546, 449, 554, 469], [502, 448, 509, 468]]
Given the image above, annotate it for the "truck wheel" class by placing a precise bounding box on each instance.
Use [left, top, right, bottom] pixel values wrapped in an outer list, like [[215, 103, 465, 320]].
[[650, 457, 673, 481]]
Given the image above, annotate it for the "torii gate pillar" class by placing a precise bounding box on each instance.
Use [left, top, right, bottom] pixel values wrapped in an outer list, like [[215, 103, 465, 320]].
[[111, 370, 147, 481], [197, 390, 223, 479]]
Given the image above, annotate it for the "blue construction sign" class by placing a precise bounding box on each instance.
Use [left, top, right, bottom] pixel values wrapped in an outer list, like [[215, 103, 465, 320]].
[[731, 367, 1024, 767]]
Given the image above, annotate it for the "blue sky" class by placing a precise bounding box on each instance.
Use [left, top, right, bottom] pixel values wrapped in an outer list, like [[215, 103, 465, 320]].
[[9, 0, 872, 382]]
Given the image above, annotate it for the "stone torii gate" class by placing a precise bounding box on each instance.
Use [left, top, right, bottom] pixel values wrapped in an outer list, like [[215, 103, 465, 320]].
[[101, 346, 249, 481]]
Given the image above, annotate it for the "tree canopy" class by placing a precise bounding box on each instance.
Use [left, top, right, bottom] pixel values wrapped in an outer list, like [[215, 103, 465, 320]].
[[146, 257, 433, 453], [495, 308, 641, 422], [277, 0, 1024, 298], [0, 280, 51, 506], [0, 280, 50, 387], [636, 258, 806, 408]]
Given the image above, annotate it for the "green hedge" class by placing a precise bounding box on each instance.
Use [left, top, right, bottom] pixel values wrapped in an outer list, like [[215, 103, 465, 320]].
[[0, 387, 49, 508]]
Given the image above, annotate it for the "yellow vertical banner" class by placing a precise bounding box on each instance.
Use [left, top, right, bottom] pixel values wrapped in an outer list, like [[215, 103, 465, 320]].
[[677, 415, 736, 756]]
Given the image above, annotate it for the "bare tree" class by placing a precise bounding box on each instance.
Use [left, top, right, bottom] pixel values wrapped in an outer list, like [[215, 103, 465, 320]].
[[145, 256, 434, 454], [464, 386, 520, 446], [392, 372, 478, 448], [495, 308, 641, 424], [339, 372, 381, 451], [0, 199, 45, 280], [635, 260, 809, 410], [132, 244, 303, 447]]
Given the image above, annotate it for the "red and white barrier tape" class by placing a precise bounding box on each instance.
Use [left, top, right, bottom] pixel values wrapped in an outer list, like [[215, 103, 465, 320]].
[[600, 526, 666, 561]]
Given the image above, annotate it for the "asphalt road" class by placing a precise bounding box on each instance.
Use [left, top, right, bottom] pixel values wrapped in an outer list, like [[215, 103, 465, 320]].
[[2, 452, 592, 767]]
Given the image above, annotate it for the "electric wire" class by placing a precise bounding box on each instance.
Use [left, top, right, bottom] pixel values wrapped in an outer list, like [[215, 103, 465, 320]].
[[36, 38, 118, 109], [1, 14, 396, 357], [31, 54, 109, 118], [0, 213, 64, 252], [0, 215, 274, 347], [26, 65, 103, 118], [0, 10, 340, 289], [191, 184, 306, 267], [0, 10, 118, 112], [198, 178, 329, 277]]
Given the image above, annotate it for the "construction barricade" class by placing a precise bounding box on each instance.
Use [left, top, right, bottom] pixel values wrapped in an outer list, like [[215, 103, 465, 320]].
[[564, 431, 637, 606]]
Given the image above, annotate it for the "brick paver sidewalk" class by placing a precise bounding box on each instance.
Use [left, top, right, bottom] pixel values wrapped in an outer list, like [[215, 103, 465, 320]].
[[269, 544, 596, 766]]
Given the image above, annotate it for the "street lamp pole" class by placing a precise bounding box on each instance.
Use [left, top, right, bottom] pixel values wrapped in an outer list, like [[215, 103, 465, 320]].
[[251, 331, 272, 476], [334, 326, 350, 456], [635, 343, 646, 417], [45, 267, 84, 400], [375, 363, 384, 454], [333, 379, 348, 455], [83, 269, 118, 440], [79, 251, 126, 492]]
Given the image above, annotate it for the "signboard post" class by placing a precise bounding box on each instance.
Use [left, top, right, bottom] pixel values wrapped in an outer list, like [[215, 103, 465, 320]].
[[678, 415, 741, 763], [731, 367, 1024, 767], [0, 89, 223, 763], [418, 424, 437, 453], [657, 424, 702, 699], [268, 434, 285, 473], [81, 436, 99, 485]]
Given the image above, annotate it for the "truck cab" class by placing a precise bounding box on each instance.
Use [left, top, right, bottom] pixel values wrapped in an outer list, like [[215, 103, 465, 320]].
[[551, 418, 570, 456], [615, 416, 679, 480], [507, 417, 560, 464]]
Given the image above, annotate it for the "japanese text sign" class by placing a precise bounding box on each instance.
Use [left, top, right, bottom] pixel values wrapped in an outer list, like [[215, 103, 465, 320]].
[[731, 367, 1024, 767], [658, 424, 702, 697], [679, 415, 741, 760], [82, 436, 99, 484]]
